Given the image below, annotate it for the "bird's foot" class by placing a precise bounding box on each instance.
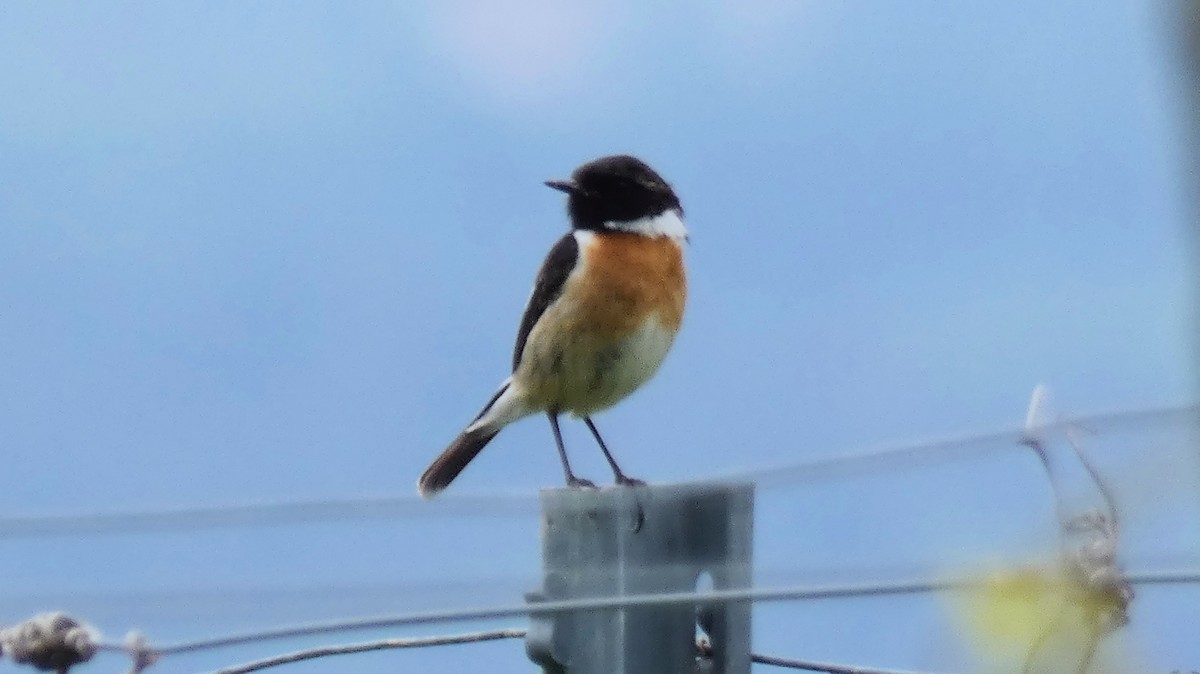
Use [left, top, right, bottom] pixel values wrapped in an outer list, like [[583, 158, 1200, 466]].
[[566, 476, 597, 489], [614, 475, 646, 488]]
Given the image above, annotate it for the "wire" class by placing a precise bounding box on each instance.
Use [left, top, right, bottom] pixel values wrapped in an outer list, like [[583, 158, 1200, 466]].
[[712, 403, 1197, 489], [205, 631, 939, 674], [207, 631, 943, 674], [202, 628, 526, 674], [1064, 425, 1120, 528], [131, 569, 1199, 657], [0, 493, 540, 539], [750, 652, 933, 674], [145, 577, 972, 654], [1, 403, 1192, 539], [697, 638, 936, 674], [74, 565, 1200, 674]]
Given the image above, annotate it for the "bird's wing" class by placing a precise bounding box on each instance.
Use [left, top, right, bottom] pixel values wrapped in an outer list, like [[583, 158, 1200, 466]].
[[512, 232, 579, 371]]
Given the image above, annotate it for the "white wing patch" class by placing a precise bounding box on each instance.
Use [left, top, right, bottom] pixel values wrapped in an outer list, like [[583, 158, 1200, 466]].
[[572, 229, 596, 248], [465, 377, 532, 433]]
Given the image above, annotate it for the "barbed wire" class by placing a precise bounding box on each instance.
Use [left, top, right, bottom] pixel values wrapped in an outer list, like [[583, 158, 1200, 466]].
[[1, 398, 1192, 673], [0, 613, 98, 674], [0, 403, 1192, 539], [5, 566, 1195, 673], [0, 617, 957, 674]]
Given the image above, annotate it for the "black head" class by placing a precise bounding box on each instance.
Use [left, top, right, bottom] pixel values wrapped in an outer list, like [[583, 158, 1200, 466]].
[[545, 155, 682, 231]]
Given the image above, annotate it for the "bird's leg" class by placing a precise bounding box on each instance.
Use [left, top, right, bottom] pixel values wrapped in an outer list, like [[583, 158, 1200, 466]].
[[548, 412, 594, 488], [584, 416, 645, 487]]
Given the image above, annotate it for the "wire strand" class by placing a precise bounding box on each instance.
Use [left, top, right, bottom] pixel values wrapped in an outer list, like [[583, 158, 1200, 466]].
[[132, 569, 1199, 657], [750, 652, 934, 673], [1, 403, 1192, 539], [0, 494, 540, 539], [209, 631, 935, 674], [697, 638, 936, 673], [711, 403, 1196, 489], [202, 628, 526, 674]]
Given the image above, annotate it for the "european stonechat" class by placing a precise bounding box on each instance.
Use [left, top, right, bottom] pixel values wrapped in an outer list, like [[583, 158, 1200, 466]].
[[418, 155, 687, 496]]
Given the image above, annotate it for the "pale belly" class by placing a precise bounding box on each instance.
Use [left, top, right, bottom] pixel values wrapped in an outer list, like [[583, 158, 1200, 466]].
[[515, 313, 677, 415]]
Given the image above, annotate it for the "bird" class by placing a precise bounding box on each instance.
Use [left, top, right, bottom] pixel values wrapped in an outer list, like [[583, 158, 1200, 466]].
[[418, 154, 688, 497]]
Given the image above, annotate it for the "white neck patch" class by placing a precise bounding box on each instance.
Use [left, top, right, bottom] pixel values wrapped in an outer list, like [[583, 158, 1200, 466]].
[[602, 209, 688, 240]]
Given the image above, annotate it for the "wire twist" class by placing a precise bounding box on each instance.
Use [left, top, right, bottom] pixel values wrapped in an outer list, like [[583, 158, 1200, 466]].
[[0, 613, 98, 674]]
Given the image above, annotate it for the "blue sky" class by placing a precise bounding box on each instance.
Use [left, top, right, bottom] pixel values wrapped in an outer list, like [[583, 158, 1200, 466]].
[[1, 1, 1197, 672]]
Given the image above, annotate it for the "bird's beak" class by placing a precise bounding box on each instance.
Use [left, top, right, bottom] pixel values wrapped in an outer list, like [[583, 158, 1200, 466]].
[[544, 179, 578, 194]]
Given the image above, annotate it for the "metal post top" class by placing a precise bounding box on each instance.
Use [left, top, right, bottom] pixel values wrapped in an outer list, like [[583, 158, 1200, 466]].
[[538, 481, 755, 512]]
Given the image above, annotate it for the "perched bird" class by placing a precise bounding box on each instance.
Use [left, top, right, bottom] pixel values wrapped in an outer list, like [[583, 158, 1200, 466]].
[[418, 155, 688, 497]]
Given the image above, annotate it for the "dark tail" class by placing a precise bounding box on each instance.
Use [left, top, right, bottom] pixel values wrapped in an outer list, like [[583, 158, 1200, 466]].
[[418, 381, 517, 498], [417, 426, 501, 497]]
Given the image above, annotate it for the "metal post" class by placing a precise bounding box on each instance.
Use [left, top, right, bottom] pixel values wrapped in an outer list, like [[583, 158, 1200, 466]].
[[1180, 0, 1200, 388], [526, 483, 753, 674]]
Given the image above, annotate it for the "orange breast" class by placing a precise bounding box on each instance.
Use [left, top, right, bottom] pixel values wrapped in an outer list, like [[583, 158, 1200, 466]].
[[572, 232, 687, 336]]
